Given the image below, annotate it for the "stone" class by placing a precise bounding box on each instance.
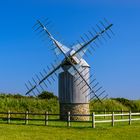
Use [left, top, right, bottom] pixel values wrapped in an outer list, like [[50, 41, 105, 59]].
[[60, 103, 90, 121]]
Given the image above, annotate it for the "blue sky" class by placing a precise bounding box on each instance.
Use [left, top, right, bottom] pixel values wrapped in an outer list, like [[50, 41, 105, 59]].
[[0, 0, 140, 99]]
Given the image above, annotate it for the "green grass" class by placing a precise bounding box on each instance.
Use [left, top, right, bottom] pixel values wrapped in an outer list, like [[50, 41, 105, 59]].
[[0, 97, 59, 113], [0, 94, 140, 113], [0, 122, 140, 140], [0, 94, 140, 139]]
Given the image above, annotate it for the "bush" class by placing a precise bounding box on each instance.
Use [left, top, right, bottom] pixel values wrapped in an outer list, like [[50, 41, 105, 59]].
[[37, 91, 58, 100], [90, 99, 128, 112], [112, 98, 138, 111]]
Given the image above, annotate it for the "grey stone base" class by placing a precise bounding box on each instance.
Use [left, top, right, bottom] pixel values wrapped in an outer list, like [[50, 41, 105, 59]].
[[60, 103, 89, 121]]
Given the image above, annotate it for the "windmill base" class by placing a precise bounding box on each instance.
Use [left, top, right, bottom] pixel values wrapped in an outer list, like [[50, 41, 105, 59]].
[[60, 103, 89, 121]]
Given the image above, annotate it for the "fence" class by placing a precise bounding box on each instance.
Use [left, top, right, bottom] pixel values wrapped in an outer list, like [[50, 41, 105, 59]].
[[93, 111, 140, 128], [0, 110, 140, 128]]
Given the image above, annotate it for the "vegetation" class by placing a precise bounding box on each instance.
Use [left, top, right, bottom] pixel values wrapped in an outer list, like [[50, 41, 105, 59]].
[[112, 98, 140, 111], [0, 93, 140, 113], [90, 99, 129, 112], [0, 93, 59, 113], [0, 93, 140, 139], [0, 122, 140, 140], [37, 91, 58, 100], [90, 98, 140, 112]]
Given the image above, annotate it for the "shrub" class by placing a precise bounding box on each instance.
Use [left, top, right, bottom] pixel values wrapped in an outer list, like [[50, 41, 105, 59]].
[[112, 98, 138, 111], [37, 91, 58, 100], [90, 99, 128, 112]]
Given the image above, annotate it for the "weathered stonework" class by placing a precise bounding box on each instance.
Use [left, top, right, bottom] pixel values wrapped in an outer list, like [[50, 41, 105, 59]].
[[60, 103, 89, 121]]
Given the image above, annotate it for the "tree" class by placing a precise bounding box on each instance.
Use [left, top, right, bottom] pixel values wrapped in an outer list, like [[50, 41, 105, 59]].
[[37, 91, 58, 100]]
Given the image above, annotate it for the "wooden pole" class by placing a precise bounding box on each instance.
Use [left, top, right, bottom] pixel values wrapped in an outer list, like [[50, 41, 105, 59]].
[[104, 109, 106, 119], [67, 112, 70, 127], [112, 112, 114, 127], [121, 109, 123, 119], [129, 110, 131, 125], [45, 111, 48, 126], [7, 110, 10, 124], [92, 112, 95, 128], [25, 110, 29, 125]]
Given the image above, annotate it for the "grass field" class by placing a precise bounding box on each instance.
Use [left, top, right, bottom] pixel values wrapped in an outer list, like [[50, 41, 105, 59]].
[[0, 95, 140, 139], [0, 122, 140, 140]]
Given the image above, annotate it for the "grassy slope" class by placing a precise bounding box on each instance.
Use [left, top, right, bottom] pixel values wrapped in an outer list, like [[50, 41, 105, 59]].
[[1, 96, 139, 113], [0, 94, 140, 113], [90, 99, 129, 111], [0, 97, 59, 113], [0, 122, 140, 140]]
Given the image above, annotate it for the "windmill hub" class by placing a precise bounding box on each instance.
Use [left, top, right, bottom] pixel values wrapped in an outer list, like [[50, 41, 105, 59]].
[[25, 18, 114, 121]]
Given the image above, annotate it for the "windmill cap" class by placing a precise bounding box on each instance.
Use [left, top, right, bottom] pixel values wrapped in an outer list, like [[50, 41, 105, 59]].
[[80, 59, 90, 67]]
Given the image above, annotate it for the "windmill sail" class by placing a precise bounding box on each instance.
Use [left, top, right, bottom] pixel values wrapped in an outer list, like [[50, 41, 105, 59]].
[[36, 20, 70, 55], [26, 18, 114, 104], [71, 23, 113, 58], [25, 62, 62, 95]]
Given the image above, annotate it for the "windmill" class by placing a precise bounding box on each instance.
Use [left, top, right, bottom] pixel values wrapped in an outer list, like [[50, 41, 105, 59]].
[[25, 18, 114, 120]]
